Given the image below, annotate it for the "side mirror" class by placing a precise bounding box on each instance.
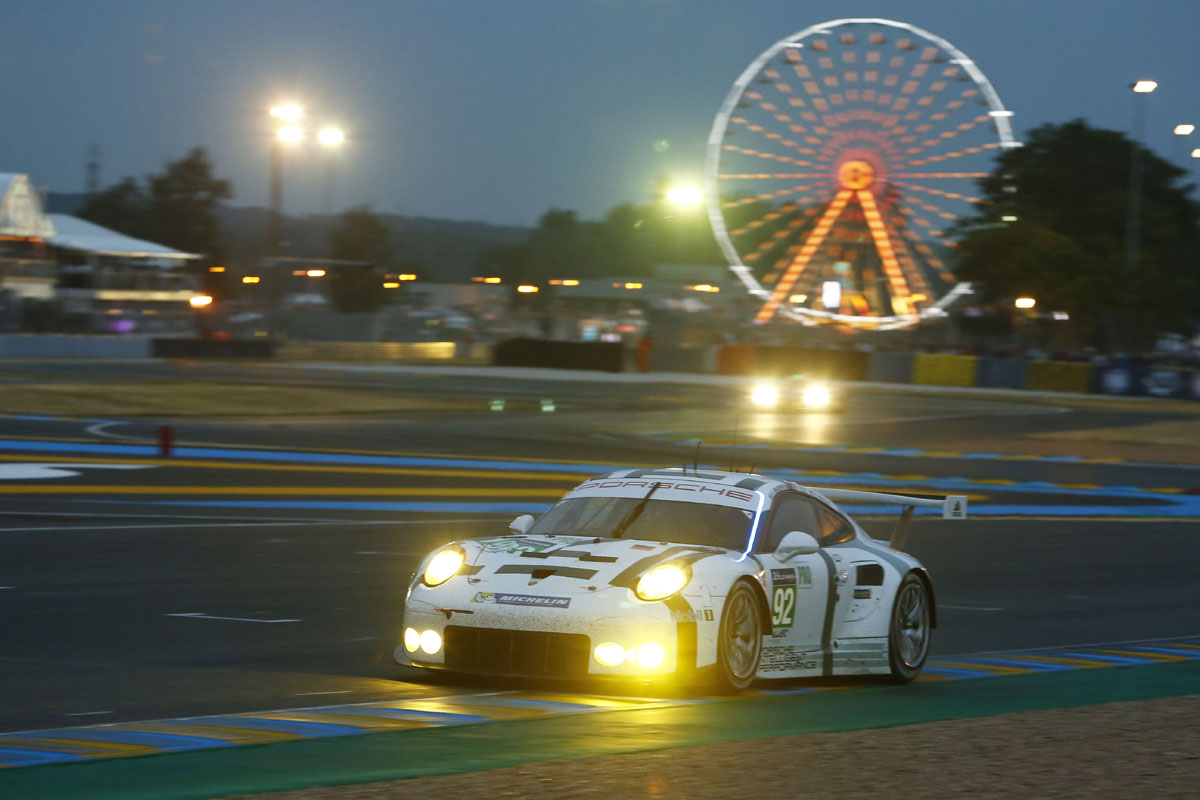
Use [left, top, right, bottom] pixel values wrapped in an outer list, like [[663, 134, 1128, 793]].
[[508, 514, 534, 535], [775, 530, 819, 562]]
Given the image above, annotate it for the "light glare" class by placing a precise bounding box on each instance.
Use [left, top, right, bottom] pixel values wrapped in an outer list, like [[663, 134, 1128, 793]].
[[306, 269, 326, 277], [404, 628, 421, 653], [751, 384, 779, 407], [1014, 297, 1037, 309], [423, 547, 465, 586], [628, 642, 666, 669], [594, 642, 626, 667], [635, 563, 690, 601], [1175, 124, 1195, 136], [318, 127, 345, 146], [1132, 80, 1158, 93], [666, 185, 703, 206], [269, 104, 302, 121], [801, 384, 832, 409], [277, 125, 303, 143], [418, 629, 442, 655]]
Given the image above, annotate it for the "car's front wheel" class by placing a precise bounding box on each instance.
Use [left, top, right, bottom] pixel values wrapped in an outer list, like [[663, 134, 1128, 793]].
[[888, 573, 931, 683], [713, 581, 764, 693]]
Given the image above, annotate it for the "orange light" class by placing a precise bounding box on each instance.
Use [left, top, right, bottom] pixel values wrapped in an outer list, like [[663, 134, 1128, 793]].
[[517, 285, 540, 293], [548, 280, 562, 285], [189, 295, 214, 308], [242, 276, 261, 284], [471, 277, 485, 282], [398, 274, 416, 281], [561, 279, 580, 287], [624, 282, 643, 290], [484, 277, 502, 284], [306, 269, 326, 278], [382, 282, 400, 289], [209, 266, 226, 273]]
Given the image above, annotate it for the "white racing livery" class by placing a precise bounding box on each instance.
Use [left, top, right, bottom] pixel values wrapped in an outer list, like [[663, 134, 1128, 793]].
[[397, 468, 966, 692]]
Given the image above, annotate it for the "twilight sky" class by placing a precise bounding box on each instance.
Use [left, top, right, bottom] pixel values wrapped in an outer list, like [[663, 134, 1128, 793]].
[[3, 0, 1200, 227]]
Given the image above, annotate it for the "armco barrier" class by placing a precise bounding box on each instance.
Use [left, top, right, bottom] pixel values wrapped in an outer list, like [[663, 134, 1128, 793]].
[[276, 341, 457, 362], [152, 339, 274, 359], [0, 334, 152, 359], [867, 351, 914, 384], [976, 357, 1027, 389], [912, 353, 978, 387], [1023, 360, 1092, 393], [493, 338, 624, 372]]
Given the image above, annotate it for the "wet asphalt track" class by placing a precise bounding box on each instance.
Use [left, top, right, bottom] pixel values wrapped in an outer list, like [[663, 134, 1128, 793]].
[[1, 362, 1198, 733]]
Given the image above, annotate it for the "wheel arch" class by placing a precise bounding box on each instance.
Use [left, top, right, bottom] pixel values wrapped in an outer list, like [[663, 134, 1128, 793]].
[[908, 568, 937, 629], [737, 575, 774, 636]]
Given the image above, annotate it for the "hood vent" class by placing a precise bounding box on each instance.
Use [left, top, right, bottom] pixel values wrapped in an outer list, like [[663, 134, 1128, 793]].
[[495, 564, 598, 580]]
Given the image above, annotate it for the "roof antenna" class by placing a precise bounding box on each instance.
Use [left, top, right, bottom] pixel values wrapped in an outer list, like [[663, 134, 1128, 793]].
[[693, 440, 702, 474]]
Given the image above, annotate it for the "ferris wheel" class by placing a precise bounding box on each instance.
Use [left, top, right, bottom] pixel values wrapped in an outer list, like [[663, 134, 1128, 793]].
[[705, 18, 1018, 329]]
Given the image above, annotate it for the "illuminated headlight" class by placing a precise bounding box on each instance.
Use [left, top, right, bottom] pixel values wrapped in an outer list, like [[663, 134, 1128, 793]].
[[403, 627, 421, 653], [419, 629, 442, 655], [594, 642, 626, 666], [628, 642, 665, 669], [423, 546, 465, 586], [801, 383, 832, 409], [635, 562, 691, 601], [750, 383, 779, 407]]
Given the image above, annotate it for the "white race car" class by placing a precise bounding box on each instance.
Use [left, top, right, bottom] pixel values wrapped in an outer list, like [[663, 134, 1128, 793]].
[[396, 468, 966, 692]]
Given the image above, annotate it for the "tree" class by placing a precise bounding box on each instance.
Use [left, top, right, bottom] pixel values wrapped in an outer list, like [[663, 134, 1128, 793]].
[[327, 206, 394, 312], [77, 148, 232, 264], [955, 119, 1200, 347]]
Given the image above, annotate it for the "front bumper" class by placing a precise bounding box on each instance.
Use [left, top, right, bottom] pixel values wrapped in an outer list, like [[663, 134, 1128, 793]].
[[398, 595, 686, 679]]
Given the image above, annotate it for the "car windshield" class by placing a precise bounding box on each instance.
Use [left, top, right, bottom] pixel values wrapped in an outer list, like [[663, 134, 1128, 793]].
[[528, 496, 754, 550]]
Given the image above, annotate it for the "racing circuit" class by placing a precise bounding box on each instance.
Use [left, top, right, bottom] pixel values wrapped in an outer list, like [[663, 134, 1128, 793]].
[[1, 360, 1199, 797]]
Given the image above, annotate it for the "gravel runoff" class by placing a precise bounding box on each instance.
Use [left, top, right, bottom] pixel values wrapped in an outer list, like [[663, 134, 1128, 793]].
[[224, 695, 1200, 800]]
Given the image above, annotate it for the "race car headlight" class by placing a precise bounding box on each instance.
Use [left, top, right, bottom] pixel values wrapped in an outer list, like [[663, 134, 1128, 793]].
[[801, 383, 832, 409], [635, 562, 691, 601], [423, 546, 466, 587], [750, 383, 779, 407]]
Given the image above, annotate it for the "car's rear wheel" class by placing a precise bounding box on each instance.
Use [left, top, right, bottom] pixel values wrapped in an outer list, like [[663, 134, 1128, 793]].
[[888, 573, 931, 683], [714, 581, 763, 693]]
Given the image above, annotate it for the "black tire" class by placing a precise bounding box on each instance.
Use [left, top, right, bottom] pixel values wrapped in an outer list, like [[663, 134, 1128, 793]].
[[888, 573, 931, 683], [713, 581, 764, 693]]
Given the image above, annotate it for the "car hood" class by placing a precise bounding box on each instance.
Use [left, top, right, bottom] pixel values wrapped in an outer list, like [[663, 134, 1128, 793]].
[[463, 534, 732, 593]]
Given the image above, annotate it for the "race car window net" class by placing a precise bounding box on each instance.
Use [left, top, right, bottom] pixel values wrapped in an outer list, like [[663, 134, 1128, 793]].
[[529, 497, 754, 551]]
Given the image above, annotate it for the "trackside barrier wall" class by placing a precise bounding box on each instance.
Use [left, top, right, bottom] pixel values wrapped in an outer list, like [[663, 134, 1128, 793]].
[[1095, 365, 1200, 399], [867, 352, 914, 384], [650, 346, 717, 374], [0, 334, 152, 359], [276, 341, 458, 362], [151, 339, 275, 359], [976, 357, 1027, 389], [493, 338, 625, 372], [1023, 360, 1091, 393], [912, 353, 978, 387], [717, 344, 757, 375], [751, 347, 870, 381]]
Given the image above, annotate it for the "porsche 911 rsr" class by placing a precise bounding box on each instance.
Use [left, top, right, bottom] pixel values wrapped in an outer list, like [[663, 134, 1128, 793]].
[[396, 468, 966, 692]]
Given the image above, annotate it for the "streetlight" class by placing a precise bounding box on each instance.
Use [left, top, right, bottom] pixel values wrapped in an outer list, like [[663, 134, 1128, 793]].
[[269, 104, 304, 256], [1125, 80, 1156, 279], [317, 126, 345, 216], [665, 185, 702, 206]]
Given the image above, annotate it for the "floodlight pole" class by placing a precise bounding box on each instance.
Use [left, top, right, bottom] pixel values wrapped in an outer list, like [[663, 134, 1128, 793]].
[[1124, 83, 1154, 277], [268, 139, 284, 256]]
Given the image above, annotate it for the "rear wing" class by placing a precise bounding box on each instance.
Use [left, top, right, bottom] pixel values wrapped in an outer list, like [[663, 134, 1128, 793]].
[[815, 488, 968, 552]]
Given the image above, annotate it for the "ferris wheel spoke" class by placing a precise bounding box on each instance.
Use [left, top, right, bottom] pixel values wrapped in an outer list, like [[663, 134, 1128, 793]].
[[728, 108, 820, 158], [753, 189, 854, 323], [857, 190, 914, 316], [890, 180, 982, 205], [723, 183, 824, 210], [894, 141, 1003, 169]]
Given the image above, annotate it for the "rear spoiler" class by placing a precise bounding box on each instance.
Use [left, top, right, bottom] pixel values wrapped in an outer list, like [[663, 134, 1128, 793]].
[[814, 488, 968, 552]]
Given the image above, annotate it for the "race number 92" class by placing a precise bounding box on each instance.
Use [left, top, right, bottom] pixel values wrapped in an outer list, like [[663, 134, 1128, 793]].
[[771, 585, 795, 627]]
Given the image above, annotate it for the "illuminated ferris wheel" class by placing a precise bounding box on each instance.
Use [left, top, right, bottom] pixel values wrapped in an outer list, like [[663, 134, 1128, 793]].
[[705, 18, 1018, 328]]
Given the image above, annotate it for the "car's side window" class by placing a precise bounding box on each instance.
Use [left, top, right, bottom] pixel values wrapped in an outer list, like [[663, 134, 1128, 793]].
[[817, 506, 856, 546], [761, 493, 821, 552]]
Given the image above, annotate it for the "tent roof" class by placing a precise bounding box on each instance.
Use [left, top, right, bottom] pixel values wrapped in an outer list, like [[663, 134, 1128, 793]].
[[46, 214, 201, 260]]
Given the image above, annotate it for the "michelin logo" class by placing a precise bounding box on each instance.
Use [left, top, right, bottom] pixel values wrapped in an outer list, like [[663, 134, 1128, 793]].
[[472, 592, 570, 609]]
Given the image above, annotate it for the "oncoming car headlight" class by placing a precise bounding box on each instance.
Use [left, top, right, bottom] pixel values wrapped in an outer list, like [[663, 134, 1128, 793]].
[[801, 382, 832, 409], [423, 545, 466, 586], [750, 383, 779, 408], [635, 562, 692, 601]]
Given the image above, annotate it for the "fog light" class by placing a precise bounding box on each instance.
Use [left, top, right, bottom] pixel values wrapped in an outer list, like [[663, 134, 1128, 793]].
[[403, 627, 421, 653], [628, 642, 665, 669], [419, 629, 442, 655], [594, 642, 626, 667]]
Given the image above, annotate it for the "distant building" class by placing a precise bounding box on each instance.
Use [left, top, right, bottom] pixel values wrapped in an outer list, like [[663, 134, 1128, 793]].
[[0, 174, 56, 328]]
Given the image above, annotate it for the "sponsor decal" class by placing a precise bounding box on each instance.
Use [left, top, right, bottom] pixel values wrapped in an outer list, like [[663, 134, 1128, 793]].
[[770, 568, 795, 586], [471, 592, 570, 608], [853, 588, 872, 599], [568, 479, 756, 503], [760, 645, 819, 672], [670, 608, 715, 623], [475, 537, 562, 555]]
